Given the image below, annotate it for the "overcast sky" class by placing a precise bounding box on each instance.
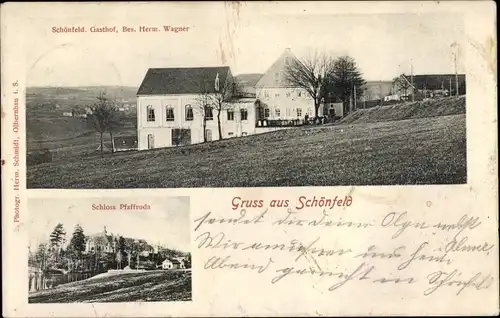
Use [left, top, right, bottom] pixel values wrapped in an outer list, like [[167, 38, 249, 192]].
[[25, 2, 465, 87], [27, 196, 190, 252]]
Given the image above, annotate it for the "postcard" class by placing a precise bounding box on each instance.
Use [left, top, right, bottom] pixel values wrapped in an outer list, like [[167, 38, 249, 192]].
[[1, 1, 498, 317]]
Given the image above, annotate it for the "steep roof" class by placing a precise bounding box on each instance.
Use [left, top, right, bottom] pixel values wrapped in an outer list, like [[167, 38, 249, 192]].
[[255, 49, 299, 88], [162, 258, 181, 264], [137, 66, 231, 95]]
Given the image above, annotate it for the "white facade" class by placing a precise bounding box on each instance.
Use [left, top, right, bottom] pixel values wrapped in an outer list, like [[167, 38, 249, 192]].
[[162, 259, 173, 269], [137, 95, 256, 150], [255, 87, 323, 119]]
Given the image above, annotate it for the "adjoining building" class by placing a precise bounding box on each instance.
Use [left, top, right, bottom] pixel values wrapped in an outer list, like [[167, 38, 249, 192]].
[[135, 48, 355, 151], [254, 48, 324, 123]]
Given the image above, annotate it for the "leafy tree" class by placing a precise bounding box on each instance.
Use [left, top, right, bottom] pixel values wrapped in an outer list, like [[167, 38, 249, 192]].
[[34, 244, 48, 270], [49, 223, 66, 248], [185, 253, 192, 269], [285, 50, 335, 118], [87, 92, 121, 154], [68, 224, 86, 266], [49, 223, 66, 265], [329, 56, 366, 115]]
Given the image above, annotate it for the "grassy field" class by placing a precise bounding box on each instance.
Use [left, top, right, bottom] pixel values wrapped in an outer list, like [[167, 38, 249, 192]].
[[28, 270, 191, 303], [27, 113, 467, 188], [339, 95, 465, 125]]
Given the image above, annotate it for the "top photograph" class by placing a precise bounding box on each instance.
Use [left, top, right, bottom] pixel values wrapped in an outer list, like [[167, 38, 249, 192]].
[[25, 7, 467, 188]]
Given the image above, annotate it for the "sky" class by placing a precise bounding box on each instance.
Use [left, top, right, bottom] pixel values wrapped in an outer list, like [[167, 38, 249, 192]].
[[24, 2, 465, 87], [27, 196, 191, 252]]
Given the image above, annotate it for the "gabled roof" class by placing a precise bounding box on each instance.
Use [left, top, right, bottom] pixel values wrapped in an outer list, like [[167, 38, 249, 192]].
[[137, 66, 231, 95], [255, 49, 299, 88], [162, 258, 181, 264]]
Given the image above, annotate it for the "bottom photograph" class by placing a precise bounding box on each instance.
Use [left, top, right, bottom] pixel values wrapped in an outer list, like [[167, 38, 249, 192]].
[[27, 196, 191, 303]]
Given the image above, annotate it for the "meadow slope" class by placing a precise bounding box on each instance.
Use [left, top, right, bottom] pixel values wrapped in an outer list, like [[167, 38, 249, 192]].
[[338, 95, 465, 124], [27, 114, 467, 188], [28, 270, 191, 303]]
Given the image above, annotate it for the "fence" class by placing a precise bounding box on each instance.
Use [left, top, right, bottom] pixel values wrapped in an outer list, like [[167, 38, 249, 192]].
[[256, 117, 331, 128], [28, 269, 97, 293]]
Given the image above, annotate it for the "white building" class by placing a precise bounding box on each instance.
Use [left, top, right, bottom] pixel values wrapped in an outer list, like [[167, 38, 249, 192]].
[[161, 259, 173, 269], [161, 258, 182, 269], [136, 66, 257, 150], [254, 48, 324, 121]]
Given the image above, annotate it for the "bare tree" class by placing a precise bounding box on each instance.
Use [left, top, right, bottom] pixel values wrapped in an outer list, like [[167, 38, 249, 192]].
[[190, 70, 235, 142], [87, 92, 121, 154], [285, 50, 335, 118], [207, 73, 234, 140], [191, 74, 213, 143]]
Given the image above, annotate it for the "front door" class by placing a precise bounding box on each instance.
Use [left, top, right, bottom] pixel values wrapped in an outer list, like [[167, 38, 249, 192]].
[[172, 129, 192, 146], [205, 129, 212, 142], [147, 134, 154, 149]]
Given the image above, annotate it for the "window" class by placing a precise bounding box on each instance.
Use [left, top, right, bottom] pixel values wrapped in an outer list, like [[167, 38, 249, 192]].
[[227, 109, 234, 120], [286, 108, 291, 117], [166, 106, 174, 121], [228, 132, 234, 137], [308, 108, 312, 116], [286, 92, 291, 98], [205, 106, 213, 120], [297, 91, 302, 97], [185, 104, 193, 121], [284, 57, 290, 66], [275, 108, 281, 117], [275, 93, 280, 97], [274, 72, 280, 83], [147, 105, 155, 122], [240, 108, 248, 120], [242, 132, 248, 136], [297, 108, 302, 117], [264, 108, 270, 118], [264, 91, 269, 98]]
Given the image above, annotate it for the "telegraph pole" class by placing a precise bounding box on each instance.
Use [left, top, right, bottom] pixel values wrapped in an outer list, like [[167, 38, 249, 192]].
[[353, 85, 357, 110], [453, 52, 459, 96], [379, 81, 383, 106], [410, 64, 415, 102]]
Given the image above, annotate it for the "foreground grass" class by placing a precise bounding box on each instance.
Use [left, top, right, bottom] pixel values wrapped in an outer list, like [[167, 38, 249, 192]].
[[28, 270, 191, 303], [28, 114, 467, 188]]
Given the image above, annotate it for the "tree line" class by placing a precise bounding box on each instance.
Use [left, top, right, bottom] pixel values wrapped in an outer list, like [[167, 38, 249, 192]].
[[285, 51, 366, 117], [28, 223, 190, 273]]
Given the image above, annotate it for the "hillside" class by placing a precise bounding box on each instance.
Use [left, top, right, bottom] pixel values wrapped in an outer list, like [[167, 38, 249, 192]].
[[28, 113, 466, 188], [28, 270, 191, 303], [338, 96, 465, 125]]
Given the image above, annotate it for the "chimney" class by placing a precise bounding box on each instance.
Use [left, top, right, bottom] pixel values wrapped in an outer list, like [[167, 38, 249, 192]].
[[286, 48, 291, 52]]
